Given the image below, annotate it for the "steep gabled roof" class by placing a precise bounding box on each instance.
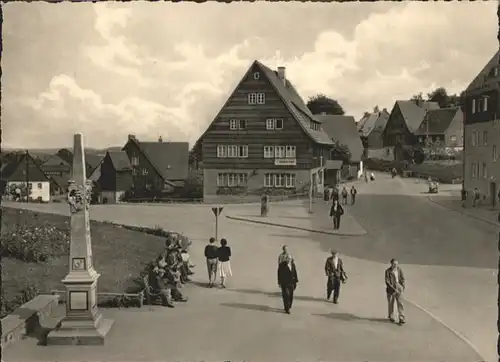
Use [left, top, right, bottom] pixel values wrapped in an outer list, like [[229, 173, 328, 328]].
[[415, 108, 462, 135], [358, 110, 390, 137], [192, 60, 334, 151], [49, 174, 70, 190], [393, 100, 440, 133], [315, 115, 364, 163], [466, 50, 500, 93], [108, 151, 132, 171], [1, 153, 50, 182], [42, 154, 70, 167], [124, 139, 189, 182]]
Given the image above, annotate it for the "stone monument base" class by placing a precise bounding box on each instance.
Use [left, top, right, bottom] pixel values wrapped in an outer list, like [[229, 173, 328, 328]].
[[46, 315, 114, 346]]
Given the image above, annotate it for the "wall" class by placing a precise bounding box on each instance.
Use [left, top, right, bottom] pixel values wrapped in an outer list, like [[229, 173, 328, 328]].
[[366, 148, 395, 161], [443, 112, 464, 148], [203, 168, 314, 202], [7, 181, 50, 202], [101, 190, 117, 204], [464, 120, 500, 203]]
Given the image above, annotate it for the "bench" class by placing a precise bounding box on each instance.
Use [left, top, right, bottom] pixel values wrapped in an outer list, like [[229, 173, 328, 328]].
[[50, 290, 144, 308]]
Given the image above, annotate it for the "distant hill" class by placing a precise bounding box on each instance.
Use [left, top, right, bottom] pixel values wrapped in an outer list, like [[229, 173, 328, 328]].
[[3, 147, 123, 159]]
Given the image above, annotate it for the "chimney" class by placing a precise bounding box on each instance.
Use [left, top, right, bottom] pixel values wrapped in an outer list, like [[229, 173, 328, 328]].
[[382, 108, 388, 113], [128, 134, 136, 141], [277, 66, 286, 85], [158, 136, 163, 143]]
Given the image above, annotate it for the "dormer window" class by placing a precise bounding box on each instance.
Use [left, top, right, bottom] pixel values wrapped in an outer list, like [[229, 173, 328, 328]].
[[309, 120, 321, 131], [253, 72, 260, 80]]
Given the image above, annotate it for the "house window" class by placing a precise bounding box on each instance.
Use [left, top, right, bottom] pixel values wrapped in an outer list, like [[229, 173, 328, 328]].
[[494, 68, 499, 77], [227, 173, 238, 187], [483, 131, 488, 146], [264, 173, 273, 187], [132, 168, 137, 176], [217, 145, 227, 158], [131, 156, 139, 166], [471, 162, 477, 178], [253, 72, 260, 80], [256, 93, 266, 104], [238, 145, 248, 158], [493, 145, 497, 161], [230, 119, 238, 130], [37, 183, 42, 189], [228, 145, 238, 158], [274, 174, 285, 187], [266, 119, 275, 130], [238, 173, 248, 186], [275, 146, 286, 158], [217, 173, 226, 187], [142, 168, 148, 176], [482, 163, 488, 179], [248, 93, 257, 105], [239, 120, 247, 129], [264, 146, 274, 158], [275, 119, 283, 129], [310, 121, 320, 131], [285, 174, 296, 188], [483, 97, 488, 112], [470, 130, 477, 146], [265, 118, 284, 130], [285, 145, 296, 158], [472, 99, 476, 114]]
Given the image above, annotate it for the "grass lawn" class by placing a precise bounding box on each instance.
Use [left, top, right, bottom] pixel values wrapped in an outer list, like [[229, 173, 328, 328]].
[[2, 207, 167, 309]]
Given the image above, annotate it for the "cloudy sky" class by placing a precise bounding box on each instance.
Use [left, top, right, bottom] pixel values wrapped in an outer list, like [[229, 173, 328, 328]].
[[2, 2, 498, 149]]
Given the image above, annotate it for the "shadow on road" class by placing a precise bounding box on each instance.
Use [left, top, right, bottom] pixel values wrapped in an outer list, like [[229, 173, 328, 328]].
[[220, 302, 283, 314], [227, 287, 325, 303], [313, 312, 392, 324]]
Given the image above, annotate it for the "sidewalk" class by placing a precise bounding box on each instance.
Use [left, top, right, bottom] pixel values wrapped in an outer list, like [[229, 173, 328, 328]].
[[428, 195, 499, 227], [226, 201, 367, 237]]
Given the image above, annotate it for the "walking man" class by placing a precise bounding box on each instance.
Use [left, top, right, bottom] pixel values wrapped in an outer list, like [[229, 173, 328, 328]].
[[341, 186, 348, 205], [330, 199, 344, 230], [277, 254, 298, 314], [385, 258, 405, 325], [278, 244, 292, 264], [472, 187, 480, 207], [350, 186, 357, 205], [204, 237, 219, 287], [324, 250, 347, 304]]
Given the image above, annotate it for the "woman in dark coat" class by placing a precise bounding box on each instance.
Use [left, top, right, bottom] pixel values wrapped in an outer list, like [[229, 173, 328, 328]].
[[330, 199, 344, 230]]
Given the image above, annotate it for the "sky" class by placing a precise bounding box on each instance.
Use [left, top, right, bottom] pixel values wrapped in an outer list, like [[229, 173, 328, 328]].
[[2, 1, 499, 149]]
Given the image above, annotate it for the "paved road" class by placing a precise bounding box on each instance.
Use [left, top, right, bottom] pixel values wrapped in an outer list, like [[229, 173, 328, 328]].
[[3, 188, 491, 362]]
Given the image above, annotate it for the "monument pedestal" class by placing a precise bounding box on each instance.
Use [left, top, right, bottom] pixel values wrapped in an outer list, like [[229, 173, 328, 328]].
[[46, 271, 114, 345]]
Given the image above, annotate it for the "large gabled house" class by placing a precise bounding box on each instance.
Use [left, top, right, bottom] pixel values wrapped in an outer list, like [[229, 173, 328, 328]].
[[382, 100, 440, 160], [97, 151, 134, 204], [122, 135, 189, 194], [357, 106, 391, 150], [463, 49, 500, 207], [192, 60, 335, 202], [1, 152, 51, 202], [414, 107, 464, 148], [316, 114, 364, 180]]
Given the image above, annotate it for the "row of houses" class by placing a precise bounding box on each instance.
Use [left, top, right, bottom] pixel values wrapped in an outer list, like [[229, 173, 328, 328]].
[[357, 101, 464, 161], [1, 137, 189, 203]]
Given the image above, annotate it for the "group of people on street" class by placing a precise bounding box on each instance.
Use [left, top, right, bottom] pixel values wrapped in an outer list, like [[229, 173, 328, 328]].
[[324, 184, 358, 230], [204, 237, 233, 288], [149, 233, 193, 308], [276, 246, 406, 325]]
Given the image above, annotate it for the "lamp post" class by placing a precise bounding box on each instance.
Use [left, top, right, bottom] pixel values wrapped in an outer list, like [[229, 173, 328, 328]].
[[309, 155, 324, 214]]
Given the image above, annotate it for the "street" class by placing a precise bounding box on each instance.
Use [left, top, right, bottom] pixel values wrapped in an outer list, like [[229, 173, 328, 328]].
[[3, 174, 496, 361]]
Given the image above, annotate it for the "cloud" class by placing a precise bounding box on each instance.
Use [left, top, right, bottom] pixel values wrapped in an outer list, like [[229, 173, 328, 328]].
[[2, 2, 498, 149]]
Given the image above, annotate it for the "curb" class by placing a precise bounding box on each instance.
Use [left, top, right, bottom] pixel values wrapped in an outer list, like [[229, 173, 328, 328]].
[[226, 215, 367, 237], [427, 196, 499, 228]]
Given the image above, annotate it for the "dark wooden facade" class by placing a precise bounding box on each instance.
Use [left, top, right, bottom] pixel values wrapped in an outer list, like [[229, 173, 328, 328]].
[[464, 88, 499, 125], [122, 139, 165, 191], [383, 103, 415, 148], [99, 153, 133, 192], [201, 62, 327, 170]]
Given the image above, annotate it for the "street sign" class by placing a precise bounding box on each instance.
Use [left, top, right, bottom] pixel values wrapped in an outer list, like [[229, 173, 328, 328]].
[[211, 207, 224, 216]]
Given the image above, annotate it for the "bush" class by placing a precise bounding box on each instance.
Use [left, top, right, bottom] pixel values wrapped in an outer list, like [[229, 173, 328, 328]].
[[0, 223, 69, 262], [1, 284, 40, 318], [119, 224, 171, 238]]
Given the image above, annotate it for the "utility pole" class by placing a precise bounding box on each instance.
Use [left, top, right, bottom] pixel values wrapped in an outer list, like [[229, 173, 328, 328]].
[[308, 155, 324, 214], [25, 150, 29, 203]]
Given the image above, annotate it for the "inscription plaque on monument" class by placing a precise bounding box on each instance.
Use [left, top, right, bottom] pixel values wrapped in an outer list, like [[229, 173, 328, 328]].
[[69, 291, 88, 311], [71, 257, 86, 271]]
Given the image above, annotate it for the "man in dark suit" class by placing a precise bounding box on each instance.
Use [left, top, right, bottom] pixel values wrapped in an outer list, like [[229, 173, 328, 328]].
[[324, 250, 347, 304], [329, 200, 344, 230], [277, 254, 298, 314], [385, 258, 405, 325]]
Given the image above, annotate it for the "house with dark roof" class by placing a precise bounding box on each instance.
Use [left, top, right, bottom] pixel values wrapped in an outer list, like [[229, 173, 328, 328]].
[[122, 135, 189, 194], [382, 99, 440, 160], [192, 60, 336, 202], [1, 152, 51, 202], [97, 151, 134, 204], [316, 114, 364, 181], [357, 106, 391, 150], [463, 49, 500, 207], [414, 108, 464, 148], [41, 154, 71, 177]]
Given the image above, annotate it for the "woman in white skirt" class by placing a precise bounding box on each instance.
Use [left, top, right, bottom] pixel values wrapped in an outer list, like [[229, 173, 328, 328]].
[[217, 238, 232, 288]]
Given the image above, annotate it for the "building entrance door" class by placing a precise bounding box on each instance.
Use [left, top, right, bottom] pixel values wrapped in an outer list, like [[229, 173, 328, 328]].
[[490, 181, 496, 208]]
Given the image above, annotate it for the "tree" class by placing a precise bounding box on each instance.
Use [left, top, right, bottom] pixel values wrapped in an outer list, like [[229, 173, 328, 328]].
[[306, 94, 345, 115], [427, 87, 450, 108], [57, 148, 73, 164]]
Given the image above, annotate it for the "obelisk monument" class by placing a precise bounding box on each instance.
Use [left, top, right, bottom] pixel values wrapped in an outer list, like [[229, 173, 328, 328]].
[[47, 133, 113, 345]]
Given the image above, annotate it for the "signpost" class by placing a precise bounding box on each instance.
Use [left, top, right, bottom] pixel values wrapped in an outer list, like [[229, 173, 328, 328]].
[[212, 206, 224, 241]]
